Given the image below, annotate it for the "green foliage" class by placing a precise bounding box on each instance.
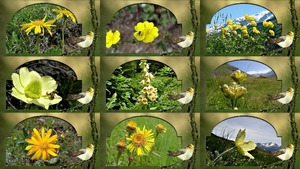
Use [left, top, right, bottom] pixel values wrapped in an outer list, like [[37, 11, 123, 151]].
[[6, 116, 82, 167], [106, 60, 182, 111], [106, 117, 182, 167], [206, 76, 282, 112]]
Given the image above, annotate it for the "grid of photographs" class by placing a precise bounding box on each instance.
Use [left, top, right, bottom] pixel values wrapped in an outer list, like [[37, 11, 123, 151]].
[[0, 0, 300, 168]]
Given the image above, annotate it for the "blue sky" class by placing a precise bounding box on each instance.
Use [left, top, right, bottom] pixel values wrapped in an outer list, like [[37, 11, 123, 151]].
[[227, 60, 273, 75], [212, 116, 282, 145], [208, 4, 268, 27]]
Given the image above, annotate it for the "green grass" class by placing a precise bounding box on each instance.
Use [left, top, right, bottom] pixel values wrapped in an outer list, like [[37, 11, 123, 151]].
[[206, 76, 282, 112], [106, 117, 182, 167]]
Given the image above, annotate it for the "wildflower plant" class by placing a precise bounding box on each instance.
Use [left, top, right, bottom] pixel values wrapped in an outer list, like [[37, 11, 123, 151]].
[[136, 60, 158, 108], [220, 81, 247, 110], [206, 12, 282, 55], [6, 4, 81, 54], [106, 118, 180, 166]]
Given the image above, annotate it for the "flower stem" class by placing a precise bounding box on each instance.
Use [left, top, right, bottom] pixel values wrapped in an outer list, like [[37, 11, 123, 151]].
[[211, 146, 235, 166]]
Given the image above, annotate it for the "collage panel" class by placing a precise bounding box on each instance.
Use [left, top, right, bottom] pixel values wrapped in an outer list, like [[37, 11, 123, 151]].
[[101, 57, 200, 112], [201, 113, 296, 168], [2, 113, 100, 167], [5, 1, 99, 56], [201, 57, 294, 112], [1, 57, 99, 112], [101, 0, 200, 56], [202, 1, 299, 56], [100, 113, 200, 168]]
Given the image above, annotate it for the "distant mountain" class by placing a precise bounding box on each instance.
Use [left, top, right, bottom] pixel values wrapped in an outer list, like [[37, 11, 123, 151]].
[[207, 10, 275, 34], [246, 69, 276, 77], [256, 142, 281, 152], [233, 10, 274, 26]]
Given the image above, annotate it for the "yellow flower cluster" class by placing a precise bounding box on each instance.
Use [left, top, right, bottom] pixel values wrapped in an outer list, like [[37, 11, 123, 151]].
[[231, 70, 247, 84], [137, 60, 158, 105], [220, 82, 247, 100], [244, 14, 255, 21], [263, 21, 274, 28]]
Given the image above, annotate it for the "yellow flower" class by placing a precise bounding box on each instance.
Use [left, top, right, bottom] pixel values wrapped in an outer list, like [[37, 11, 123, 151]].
[[220, 82, 247, 99], [52, 6, 76, 23], [25, 127, 60, 160], [235, 129, 256, 159], [269, 30, 275, 36], [156, 124, 167, 133], [133, 21, 159, 43], [106, 30, 121, 48], [241, 26, 247, 30], [250, 21, 257, 27], [126, 126, 155, 156], [227, 19, 233, 25], [126, 120, 137, 133], [263, 21, 268, 27], [252, 27, 260, 34], [244, 14, 249, 20], [20, 16, 56, 36], [231, 70, 247, 83], [248, 16, 255, 21], [232, 30, 237, 35], [11, 67, 62, 109], [228, 25, 233, 30], [116, 138, 126, 151], [242, 30, 248, 35], [267, 21, 274, 28]]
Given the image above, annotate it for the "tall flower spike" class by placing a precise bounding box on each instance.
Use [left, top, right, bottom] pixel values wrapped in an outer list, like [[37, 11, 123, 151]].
[[11, 67, 62, 109]]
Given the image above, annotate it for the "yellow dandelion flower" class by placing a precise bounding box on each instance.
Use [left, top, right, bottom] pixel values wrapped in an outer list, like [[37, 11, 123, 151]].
[[126, 120, 137, 133], [52, 6, 76, 23], [269, 30, 275, 36], [20, 16, 56, 36], [126, 126, 155, 156], [106, 30, 121, 48], [25, 127, 60, 160], [133, 21, 159, 43]]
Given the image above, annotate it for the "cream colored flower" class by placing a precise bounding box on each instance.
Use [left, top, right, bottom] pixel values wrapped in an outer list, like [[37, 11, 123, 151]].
[[11, 67, 62, 109]]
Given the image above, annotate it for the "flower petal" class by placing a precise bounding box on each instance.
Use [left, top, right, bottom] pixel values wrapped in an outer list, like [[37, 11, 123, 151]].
[[40, 76, 57, 95]]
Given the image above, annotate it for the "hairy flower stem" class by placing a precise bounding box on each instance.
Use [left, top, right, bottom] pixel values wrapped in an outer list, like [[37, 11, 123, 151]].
[[211, 146, 235, 166], [87, 0, 99, 168], [287, 0, 298, 168], [187, 0, 199, 168]]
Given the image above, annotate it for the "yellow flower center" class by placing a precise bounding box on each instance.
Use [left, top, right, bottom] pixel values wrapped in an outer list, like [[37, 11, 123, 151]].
[[25, 80, 42, 99], [39, 141, 49, 150], [132, 133, 145, 147]]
